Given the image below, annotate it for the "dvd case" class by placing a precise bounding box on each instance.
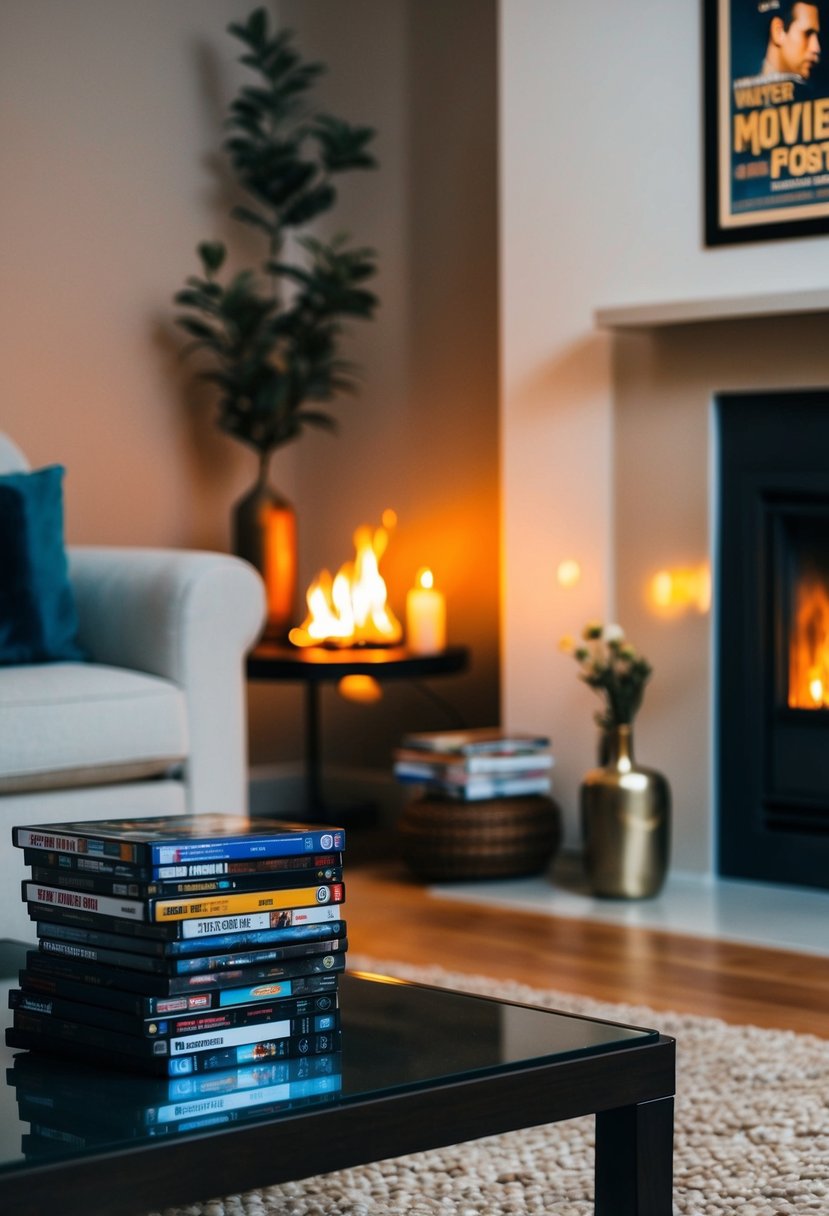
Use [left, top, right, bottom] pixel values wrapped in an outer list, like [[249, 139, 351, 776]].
[[12, 815, 345, 867], [6, 1021, 342, 1076], [26, 947, 343, 997], [23, 880, 344, 924], [34, 917, 347, 960]]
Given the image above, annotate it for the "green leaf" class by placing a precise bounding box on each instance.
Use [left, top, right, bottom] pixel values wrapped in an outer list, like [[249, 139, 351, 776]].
[[281, 183, 336, 227], [226, 108, 265, 136], [344, 294, 377, 318], [224, 135, 257, 158], [240, 85, 278, 108], [313, 115, 377, 173], [252, 161, 317, 209], [275, 61, 325, 98], [175, 317, 218, 341], [227, 22, 253, 47], [229, 205, 274, 236], [248, 8, 269, 41], [173, 289, 204, 308], [266, 261, 312, 286], [199, 370, 238, 391], [295, 410, 337, 431], [227, 7, 268, 50], [197, 241, 226, 274], [175, 340, 212, 361]]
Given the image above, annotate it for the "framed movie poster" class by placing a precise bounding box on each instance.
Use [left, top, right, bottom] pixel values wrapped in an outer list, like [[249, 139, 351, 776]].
[[705, 0, 829, 244]]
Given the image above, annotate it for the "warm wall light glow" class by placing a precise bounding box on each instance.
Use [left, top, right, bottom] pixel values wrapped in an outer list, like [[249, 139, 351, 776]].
[[406, 567, 446, 654], [652, 571, 673, 607], [338, 675, 383, 703], [289, 514, 403, 648], [649, 563, 711, 615], [557, 559, 581, 588]]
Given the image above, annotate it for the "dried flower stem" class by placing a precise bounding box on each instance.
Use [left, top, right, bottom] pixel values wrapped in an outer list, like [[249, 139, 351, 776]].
[[562, 623, 653, 730]]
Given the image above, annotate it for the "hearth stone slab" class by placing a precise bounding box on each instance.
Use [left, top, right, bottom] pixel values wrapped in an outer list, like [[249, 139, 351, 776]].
[[431, 852, 829, 958]]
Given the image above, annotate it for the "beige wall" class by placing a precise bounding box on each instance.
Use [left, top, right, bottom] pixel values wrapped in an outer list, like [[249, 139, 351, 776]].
[[276, 0, 500, 770], [499, 1, 829, 869], [2, 0, 274, 551], [614, 314, 829, 872], [3, 1, 500, 782]]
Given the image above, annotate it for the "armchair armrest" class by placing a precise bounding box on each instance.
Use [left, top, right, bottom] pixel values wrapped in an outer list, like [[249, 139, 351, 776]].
[[68, 547, 266, 815]]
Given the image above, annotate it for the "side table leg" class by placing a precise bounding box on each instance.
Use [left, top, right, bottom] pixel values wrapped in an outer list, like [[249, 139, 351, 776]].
[[305, 680, 324, 818], [594, 1096, 674, 1216]]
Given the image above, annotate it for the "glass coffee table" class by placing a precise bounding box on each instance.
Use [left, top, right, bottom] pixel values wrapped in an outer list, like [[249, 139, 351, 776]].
[[0, 946, 675, 1216]]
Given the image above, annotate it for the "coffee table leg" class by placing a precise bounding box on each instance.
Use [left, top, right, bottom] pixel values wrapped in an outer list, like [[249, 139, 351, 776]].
[[594, 1095, 674, 1215]]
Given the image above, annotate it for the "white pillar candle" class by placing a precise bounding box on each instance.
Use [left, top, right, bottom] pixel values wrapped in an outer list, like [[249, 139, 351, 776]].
[[406, 568, 446, 654]]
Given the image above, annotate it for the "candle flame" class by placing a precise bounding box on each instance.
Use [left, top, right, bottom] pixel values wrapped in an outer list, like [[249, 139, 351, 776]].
[[416, 567, 434, 590]]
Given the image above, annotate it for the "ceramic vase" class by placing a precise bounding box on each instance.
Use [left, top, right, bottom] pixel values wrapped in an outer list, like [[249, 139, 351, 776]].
[[232, 452, 297, 641], [580, 724, 670, 899]]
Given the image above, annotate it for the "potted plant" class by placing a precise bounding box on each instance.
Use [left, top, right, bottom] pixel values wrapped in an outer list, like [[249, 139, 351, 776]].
[[561, 623, 670, 899], [174, 7, 379, 638]]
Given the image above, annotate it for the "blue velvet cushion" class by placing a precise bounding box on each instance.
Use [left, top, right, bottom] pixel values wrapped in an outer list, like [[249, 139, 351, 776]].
[[0, 465, 84, 664]]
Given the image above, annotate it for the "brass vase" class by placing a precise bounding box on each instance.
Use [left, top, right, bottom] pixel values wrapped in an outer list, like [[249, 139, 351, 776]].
[[580, 724, 670, 899], [232, 452, 297, 641]]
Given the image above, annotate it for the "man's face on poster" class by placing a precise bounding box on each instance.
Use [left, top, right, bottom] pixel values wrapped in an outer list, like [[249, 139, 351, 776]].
[[772, 3, 821, 78]]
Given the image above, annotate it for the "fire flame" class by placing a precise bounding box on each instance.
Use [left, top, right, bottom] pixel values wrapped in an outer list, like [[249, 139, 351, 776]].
[[789, 575, 829, 709], [288, 515, 403, 648]]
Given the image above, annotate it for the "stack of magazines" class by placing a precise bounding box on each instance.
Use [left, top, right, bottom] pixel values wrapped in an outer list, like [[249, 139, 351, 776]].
[[392, 728, 554, 802], [5, 815, 347, 1080]]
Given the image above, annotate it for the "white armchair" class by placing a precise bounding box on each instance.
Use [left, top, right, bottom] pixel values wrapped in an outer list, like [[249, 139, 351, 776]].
[[0, 434, 266, 942]]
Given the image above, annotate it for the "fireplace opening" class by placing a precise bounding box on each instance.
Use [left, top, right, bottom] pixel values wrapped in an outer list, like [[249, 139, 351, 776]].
[[717, 390, 829, 891], [786, 518, 829, 711]]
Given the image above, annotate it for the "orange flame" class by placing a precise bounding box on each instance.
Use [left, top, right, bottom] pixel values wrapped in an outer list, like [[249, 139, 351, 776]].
[[289, 516, 403, 648], [789, 575, 829, 709]]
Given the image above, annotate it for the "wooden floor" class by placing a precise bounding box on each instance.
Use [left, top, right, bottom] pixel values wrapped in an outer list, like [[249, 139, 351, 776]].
[[345, 840, 829, 1038]]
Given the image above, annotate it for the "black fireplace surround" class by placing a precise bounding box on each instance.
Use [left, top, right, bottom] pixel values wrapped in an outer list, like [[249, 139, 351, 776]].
[[717, 389, 829, 891]]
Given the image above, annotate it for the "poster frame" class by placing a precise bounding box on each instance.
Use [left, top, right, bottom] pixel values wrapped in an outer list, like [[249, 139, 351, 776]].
[[704, 0, 829, 245]]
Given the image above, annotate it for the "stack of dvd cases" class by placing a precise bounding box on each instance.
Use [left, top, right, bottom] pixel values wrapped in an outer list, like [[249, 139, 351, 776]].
[[5, 815, 347, 1078]]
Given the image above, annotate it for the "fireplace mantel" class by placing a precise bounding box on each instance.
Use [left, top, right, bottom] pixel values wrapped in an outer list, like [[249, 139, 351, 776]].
[[595, 286, 829, 331]]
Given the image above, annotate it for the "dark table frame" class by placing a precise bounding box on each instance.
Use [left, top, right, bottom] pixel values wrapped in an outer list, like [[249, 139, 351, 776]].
[[246, 644, 469, 818], [1, 984, 675, 1216]]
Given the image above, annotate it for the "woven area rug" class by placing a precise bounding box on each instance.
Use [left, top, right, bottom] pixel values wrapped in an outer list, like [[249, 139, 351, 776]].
[[152, 956, 829, 1216]]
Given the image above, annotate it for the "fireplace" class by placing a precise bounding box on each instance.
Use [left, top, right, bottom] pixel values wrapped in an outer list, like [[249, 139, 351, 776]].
[[717, 389, 829, 890]]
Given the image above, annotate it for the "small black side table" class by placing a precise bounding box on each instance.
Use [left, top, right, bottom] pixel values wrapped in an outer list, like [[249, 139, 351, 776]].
[[246, 643, 469, 820]]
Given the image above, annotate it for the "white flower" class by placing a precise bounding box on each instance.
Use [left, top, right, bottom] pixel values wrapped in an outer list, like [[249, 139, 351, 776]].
[[603, 623, 625, 643]]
